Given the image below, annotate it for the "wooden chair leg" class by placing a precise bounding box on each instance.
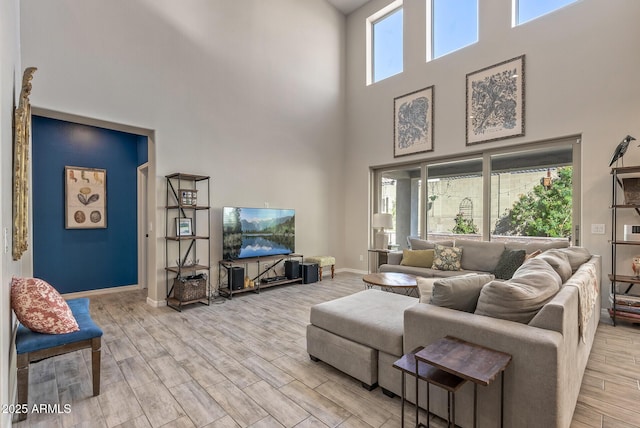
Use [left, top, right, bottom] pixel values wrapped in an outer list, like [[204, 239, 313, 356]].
[[17, 353, 29, 421], [331, 264, 335, 278], [91, 337, 101, 396], [318, 266, 323, 281]]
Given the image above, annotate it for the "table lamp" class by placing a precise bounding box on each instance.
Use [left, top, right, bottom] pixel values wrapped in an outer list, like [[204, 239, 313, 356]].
[[372, 213, 393, 250]]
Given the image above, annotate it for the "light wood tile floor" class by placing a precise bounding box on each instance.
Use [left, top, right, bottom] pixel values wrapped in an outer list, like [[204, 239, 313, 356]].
[[12, 273, 640, 427]]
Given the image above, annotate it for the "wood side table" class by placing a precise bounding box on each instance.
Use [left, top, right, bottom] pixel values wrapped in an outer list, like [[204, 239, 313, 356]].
[[415, 336, 512, 428], [393, 347, 466, 428]]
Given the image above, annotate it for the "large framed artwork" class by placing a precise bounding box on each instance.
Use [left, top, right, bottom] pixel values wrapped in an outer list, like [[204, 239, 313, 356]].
[[65, 166, 107, 229], [466, 55, 525, 145], [394, 85, 434, 157]]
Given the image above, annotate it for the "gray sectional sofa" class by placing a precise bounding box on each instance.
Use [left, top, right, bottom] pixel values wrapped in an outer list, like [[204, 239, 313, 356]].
[[306, 240, 600, 428]]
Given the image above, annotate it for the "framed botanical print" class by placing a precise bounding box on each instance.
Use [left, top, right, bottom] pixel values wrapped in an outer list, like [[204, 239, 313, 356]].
[[394, 85, 434, 157], [466, 55, 525, 145], [65, 166, 107, 229]]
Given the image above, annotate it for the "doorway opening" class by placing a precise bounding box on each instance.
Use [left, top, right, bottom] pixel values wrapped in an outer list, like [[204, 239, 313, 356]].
[[31, 108, 157, 303]]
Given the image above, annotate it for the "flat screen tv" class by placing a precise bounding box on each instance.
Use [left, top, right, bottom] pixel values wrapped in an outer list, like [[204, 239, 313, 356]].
[[222, 207, 295, 260]]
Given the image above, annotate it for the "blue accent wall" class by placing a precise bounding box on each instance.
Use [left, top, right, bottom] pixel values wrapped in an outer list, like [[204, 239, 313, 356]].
[[32, 116, 147, 293]]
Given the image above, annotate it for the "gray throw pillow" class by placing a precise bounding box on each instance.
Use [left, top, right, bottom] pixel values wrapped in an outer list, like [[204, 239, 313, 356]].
[[493, 249, 526, 280], [430, 273, 494, 312], [475, 258, 562, 323], [557, 247, 591, 272], [537, 249, 572, 283]]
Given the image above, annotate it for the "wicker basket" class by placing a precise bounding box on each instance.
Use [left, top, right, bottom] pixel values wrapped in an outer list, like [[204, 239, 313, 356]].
[[173, 274, 207, 301]]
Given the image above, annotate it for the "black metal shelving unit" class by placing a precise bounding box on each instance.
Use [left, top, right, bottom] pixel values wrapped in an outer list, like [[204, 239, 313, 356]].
[[165, 173, 211, 311], [609, 166, 640, 325]]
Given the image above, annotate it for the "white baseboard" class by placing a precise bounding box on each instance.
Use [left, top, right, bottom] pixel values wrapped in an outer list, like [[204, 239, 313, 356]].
[[61, 284, 140, 299], [146, 296, 167, 307], [337, 268, 367, 275]]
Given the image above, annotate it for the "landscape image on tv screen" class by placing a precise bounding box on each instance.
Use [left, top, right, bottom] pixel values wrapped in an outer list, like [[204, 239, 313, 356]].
[[222, 207, 295, 260]]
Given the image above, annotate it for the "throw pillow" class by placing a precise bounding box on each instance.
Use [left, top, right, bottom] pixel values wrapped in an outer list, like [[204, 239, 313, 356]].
[[10, 277, 79, 334], [474, 258, 562, 323], [416, 277, 438, 303], [430, 273, 494, 312], [432, 244, 462, 271], [400, 249, 435, 268], [493, 249, 526, 280], [537, 249, 572, 283], [557, 247, 591, 272]]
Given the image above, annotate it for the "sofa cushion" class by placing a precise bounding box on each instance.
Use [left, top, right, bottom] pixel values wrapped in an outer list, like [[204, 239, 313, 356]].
[[379, 264, 486, 277], [455, 239, 505, 272], [408, 238, 453, 250], [310, 289, 417, 356], [537, 249, 572, 283], [557, 247, 591, 272], [493, 249, 526, 280], [416, 277, 438, 303], [400, 249, 434, 268], [505, 240, 570, 254], [432, 244, 462, 271], [11, 277, 79, 334], [474, 258, 562, 323], [380, 264, 435, 277], [430, 273, 494, 312]]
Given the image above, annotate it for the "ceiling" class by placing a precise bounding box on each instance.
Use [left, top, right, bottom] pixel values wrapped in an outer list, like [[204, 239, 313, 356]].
[[326, 0, 370, 15]]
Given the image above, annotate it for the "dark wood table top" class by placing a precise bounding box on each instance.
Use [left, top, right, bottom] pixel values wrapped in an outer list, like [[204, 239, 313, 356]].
[[393, 347, 466, 392], [362, 272, 417, 288], [415, 336, 512, 386]]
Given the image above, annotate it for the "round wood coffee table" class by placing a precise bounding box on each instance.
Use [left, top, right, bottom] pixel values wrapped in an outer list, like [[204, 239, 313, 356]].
[[362, 272, 418, 297]]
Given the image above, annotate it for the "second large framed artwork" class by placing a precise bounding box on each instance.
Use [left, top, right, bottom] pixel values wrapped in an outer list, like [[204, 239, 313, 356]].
[[466, 55, 525, 145], [394, 85, 434, 157], [65, 166, 107, 229]]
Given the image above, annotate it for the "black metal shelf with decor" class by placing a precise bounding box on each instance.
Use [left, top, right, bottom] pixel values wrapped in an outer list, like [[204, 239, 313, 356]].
[[165, 173, 211, 311], [609, 166, 640, 325]]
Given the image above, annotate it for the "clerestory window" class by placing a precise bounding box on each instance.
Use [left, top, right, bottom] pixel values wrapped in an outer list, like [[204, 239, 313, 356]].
[[367, 1, 403, 84], [428, 0, 478, 61], [514, 0, 579, 26]]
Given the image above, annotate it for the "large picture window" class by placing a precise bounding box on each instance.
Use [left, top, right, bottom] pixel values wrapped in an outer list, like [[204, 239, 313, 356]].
[[490, 145, 573, 242], [372, 138, 580, 249], [427, 158, 483, 241]]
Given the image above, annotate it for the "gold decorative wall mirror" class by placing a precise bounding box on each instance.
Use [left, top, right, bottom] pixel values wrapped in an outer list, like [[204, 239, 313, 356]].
[[12, 67, 37, 261]]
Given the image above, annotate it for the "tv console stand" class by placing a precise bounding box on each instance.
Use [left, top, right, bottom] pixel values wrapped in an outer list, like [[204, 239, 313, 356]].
[[218, 253, 303, 299]]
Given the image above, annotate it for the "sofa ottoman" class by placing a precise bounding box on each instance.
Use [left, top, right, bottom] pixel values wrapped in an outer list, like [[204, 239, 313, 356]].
[[307, 289, 417, 389]]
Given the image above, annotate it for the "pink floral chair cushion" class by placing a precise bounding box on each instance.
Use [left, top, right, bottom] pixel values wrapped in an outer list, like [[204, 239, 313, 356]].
[[10, 277, 79, 334]]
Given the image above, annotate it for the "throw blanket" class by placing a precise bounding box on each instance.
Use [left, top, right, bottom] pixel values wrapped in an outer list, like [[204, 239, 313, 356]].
[[564, 263, 598, 343]]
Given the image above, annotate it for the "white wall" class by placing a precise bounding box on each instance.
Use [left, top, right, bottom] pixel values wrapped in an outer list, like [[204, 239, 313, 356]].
[[344, 0, 640, 302], [1, 0, 26, 423], [20, 0, 346, 302]]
